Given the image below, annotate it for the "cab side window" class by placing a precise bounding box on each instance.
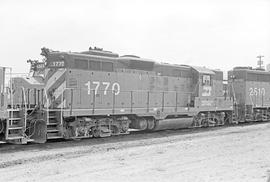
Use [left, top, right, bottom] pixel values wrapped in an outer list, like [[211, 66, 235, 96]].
[[202, 74, 211, 86], [74, 59, 88, 70], [89, 60, 101, 70]]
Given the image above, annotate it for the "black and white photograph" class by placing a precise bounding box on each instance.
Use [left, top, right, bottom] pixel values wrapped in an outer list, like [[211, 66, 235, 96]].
[[0, 0, 270, 181]]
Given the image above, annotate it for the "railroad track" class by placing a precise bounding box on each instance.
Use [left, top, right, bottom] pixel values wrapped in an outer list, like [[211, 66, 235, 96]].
[[0, 120, 269, 170], [0, 120, 269, 154]]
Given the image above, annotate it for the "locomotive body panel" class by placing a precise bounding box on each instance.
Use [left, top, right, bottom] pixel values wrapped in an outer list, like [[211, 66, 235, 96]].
[[229, 69, 270, 107], [12, 77, 44, 107], [42, 49, 234, 119], [245, 81, 270, 107], [63, 68, 195, 117]]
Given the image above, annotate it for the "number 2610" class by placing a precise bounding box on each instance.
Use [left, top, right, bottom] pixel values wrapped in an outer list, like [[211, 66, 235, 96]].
[[249, 87, 265, 96]]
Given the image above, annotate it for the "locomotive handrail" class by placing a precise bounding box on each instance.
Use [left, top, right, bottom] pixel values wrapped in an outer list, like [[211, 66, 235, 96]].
[[59, 87, 194, 117], [43, 89, 49, 124], [60, 86, 65, 125], [4, 67, 14, 139], [21, 86, 27, 131], [54, 87, 232, 116], [230, 81, 238, 105]]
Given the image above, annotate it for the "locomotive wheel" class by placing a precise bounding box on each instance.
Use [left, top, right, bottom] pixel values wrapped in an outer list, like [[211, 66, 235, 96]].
[[201, 119, 208, 127], [111, 125, 120, 135], [147, 119, 155, 130], [255, 113, 262, 121], [92, 128, 101, 138], [140, 118, 147, 130], [121, 124, 129, 133]]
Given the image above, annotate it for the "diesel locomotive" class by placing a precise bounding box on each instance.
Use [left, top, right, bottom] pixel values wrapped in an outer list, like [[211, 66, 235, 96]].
[[228, 67, 270, 122], [0, 47, 268, 144], [0, 61, 45, 144]]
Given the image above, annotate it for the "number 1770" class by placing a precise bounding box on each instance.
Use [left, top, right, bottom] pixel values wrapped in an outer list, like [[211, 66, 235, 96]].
[[85, 81, 120, 95]]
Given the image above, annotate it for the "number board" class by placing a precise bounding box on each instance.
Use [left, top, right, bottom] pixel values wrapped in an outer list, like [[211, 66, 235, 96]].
[[85, 81, 120, 95], [36, 63, 45, 69], [47, 61, 65, 68], [249, 87, 266, 96]]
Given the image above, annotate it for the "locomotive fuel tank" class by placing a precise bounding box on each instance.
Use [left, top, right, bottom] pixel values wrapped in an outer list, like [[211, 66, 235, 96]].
[[153, 117, 193, 131]]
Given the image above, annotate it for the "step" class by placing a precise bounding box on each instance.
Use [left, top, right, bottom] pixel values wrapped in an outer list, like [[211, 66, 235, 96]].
[[8, 118, 22, 121], [70, 136, 91, 139], [47, 136, 63, 139], [47, 122, 59, 126], [6, 136, 24, 140], [47, 132, 62, 139], [27, 139, 35, 142], [49, 116, 56, 119], [47, 129, 60, 133], [7, 109, 20, 112], [8, 126, 23, 130]]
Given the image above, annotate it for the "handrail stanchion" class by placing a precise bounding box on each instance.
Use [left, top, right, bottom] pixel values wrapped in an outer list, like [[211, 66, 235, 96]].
[[27, 89, 30, 109], [112, 89, 115, 114], [5, 67, 13, 139], [92, 89, 95, 114], [147, 91, 150, 112], [70, 89, 73, 116], [60, 88, 65, 126], [162, 91, 165, 112], [21, 87, 27, 131], [44, 91, 49, 124], [130, 91, 133, 113], [34, 88, 36, 106], [175, 92, 178, 112]]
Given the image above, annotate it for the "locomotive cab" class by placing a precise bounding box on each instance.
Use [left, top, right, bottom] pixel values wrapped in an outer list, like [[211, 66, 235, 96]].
[[191, 66, 231, 109], [191, 66, 215, 102], [189, 66, 234, 126]]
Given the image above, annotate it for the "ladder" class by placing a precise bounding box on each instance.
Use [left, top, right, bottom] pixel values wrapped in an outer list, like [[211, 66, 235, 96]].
[[4, 68, 27, 144], [5, 108, 27, 144], [46, 110, 63, 139]]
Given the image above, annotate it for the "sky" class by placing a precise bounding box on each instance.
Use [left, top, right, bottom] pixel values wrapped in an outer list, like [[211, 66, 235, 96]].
[[0, 0, 269, 74]]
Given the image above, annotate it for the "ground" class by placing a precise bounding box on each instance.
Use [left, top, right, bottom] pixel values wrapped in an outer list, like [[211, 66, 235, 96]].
[[1, 123, 270, 182]]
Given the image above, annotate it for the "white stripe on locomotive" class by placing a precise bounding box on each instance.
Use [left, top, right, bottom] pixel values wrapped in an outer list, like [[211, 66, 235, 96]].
[[44, 69, 66, 93], [44, 69, 66, 108], [53, 80, 66, 101], [57, 99, 66, 108]]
